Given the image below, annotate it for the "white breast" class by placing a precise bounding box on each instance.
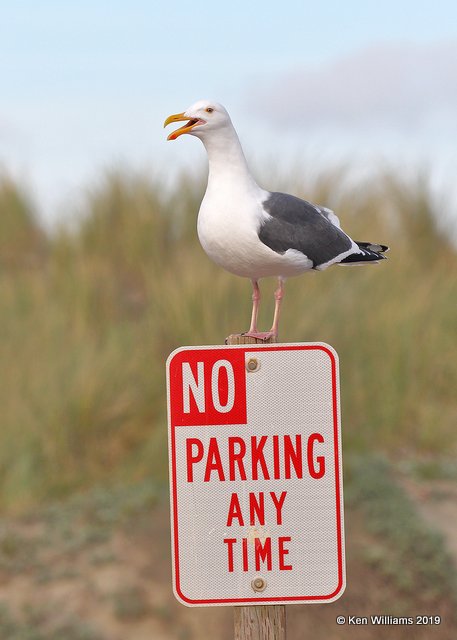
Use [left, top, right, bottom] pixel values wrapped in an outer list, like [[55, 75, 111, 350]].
[[197, 187, 313, 279]]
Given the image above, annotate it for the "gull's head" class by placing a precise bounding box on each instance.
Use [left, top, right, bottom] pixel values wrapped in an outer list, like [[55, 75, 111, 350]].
[[163, 100, 232, 141]]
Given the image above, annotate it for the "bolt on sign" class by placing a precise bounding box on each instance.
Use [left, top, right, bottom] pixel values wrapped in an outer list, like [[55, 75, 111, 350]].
[[166, 343, 345, 607]]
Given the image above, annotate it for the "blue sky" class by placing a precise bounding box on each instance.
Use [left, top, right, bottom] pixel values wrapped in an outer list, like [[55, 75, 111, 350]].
[[2, 1, 457, 221]]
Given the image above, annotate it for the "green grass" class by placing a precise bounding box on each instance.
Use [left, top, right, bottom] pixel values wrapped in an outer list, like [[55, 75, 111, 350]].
[[346, 455, 457, 605], [0, 167, 456, 509]]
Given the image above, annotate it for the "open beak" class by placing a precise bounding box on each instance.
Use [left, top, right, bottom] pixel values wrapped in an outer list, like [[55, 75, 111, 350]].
[[163, 112, 203, 140]]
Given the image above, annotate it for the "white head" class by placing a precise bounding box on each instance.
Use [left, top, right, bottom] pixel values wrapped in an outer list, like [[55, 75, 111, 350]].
[[164, 100, 233, 141]]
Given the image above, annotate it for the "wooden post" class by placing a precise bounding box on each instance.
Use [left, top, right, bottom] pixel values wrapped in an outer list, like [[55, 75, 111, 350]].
[[234, 606, 286, 640], [225, 334, 277, 346], [226, 333, 286, 640]]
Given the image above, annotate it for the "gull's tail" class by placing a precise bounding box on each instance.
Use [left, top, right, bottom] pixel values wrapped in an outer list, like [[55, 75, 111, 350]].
[[339, 242, 389, 265]]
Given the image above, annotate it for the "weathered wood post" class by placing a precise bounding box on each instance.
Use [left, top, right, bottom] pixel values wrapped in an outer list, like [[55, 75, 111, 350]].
[[234, 604, 286, 640], [226, 333, 286, 640]]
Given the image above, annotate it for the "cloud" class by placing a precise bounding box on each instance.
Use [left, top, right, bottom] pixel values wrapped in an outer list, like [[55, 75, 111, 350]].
[[246, 42, 457, 133]]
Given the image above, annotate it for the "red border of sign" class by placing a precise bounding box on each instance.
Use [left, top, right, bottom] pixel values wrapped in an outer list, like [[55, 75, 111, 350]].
[[167, 343, 345, 606]]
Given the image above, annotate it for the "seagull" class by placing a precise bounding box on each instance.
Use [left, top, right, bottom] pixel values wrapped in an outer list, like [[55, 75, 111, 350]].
[[164, 100, 388, 340]]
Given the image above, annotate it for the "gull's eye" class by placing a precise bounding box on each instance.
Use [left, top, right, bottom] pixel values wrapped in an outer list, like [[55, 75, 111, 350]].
[[205, 107, 214, 113]]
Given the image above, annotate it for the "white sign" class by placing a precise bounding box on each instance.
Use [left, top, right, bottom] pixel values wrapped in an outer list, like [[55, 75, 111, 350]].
[[166, 343, 345, 607]]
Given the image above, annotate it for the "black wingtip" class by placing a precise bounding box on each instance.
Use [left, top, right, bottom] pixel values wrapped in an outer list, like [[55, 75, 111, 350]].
[[356, 242, 389, 253], [339, 241, 389, 265]]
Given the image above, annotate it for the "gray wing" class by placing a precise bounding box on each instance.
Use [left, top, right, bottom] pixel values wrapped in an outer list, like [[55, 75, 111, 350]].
[[259, 192, 354, 268]]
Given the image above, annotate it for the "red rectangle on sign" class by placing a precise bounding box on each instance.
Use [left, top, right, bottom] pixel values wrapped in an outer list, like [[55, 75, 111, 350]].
[[168, 348, 247, 426]]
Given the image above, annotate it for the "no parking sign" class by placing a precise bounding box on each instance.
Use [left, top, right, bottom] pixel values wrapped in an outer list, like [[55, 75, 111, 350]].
[[166, 343, 345, 607]]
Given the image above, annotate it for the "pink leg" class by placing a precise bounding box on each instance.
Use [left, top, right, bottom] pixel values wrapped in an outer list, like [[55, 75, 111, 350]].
[[248, 279, 260, 333], [244, 278, 285, 341], [243, 280, 275, 341], [269, 278, 285, 337]]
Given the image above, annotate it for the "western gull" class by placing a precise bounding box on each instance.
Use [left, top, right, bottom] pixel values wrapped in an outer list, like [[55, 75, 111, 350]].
[[164, 100, 388, 340]]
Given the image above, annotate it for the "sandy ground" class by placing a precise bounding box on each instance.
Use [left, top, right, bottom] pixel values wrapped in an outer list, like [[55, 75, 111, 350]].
[[0, 473, 455, 640], [400, 476, 457, 563]]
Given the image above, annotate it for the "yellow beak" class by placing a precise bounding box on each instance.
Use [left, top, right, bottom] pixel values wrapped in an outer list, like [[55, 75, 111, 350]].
[[163, 112, 201, 140]]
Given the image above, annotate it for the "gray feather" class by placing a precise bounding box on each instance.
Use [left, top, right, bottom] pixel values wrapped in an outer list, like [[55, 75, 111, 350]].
[[259, 192, 353, 268]]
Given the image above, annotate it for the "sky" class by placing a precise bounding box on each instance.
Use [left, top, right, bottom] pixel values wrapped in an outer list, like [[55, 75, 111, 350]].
[[2, 1, 457, 223]]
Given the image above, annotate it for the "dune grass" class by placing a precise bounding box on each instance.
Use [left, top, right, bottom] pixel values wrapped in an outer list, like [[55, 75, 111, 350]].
[[0, 167, 455, 510]]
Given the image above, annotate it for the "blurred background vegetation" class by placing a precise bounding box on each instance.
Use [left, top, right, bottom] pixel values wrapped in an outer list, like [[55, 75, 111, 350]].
[[0, 166, 455, 512], [1, 166, 457, 638]]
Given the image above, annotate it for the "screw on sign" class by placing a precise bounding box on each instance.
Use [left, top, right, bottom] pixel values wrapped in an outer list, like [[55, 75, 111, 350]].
[[166, 342, 345, 609]]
